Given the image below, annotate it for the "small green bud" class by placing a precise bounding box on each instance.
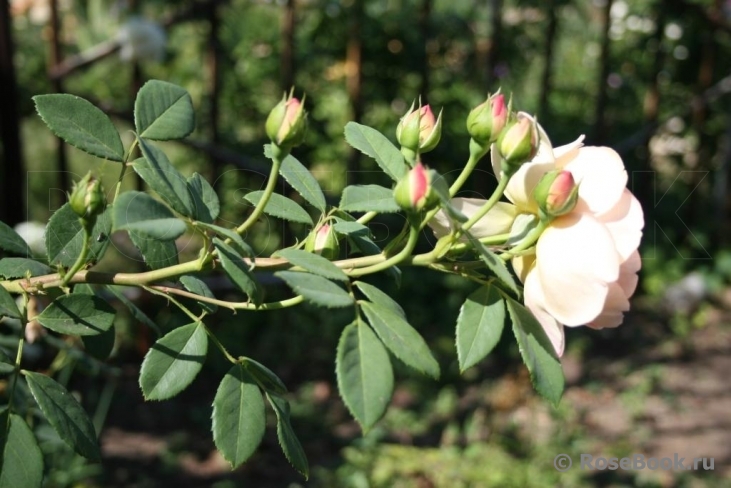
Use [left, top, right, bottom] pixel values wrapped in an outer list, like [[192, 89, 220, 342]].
[[265, 92, 307, 150], [533, 170, 579, 221], [69, 172, 105, 227], [305, 223, 340, 260]]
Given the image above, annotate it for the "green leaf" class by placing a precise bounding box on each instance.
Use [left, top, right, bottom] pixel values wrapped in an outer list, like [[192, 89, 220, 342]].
[[37, 294, 115, 336], [456, 285, 506, 372], [0, 221, 31, 257], [244, 192, 313, 225], [213, 238, 262, 305], [0, 349, 14, 375], [271, 148, 327, 212], [81, 326, 116, 361], [275, 271, 353, 308], [353, 281, 405, 318], [333, 221, 370, 236], [106, 285, 161, 336], [340, 185, 400, 213], [212, 364, 266, 468], [187, 173, 220, 223], [0, 412, 43, 488], [506, 298, 564, 405], [46, 203, 112, 268], [266, 393, 309, 479], [179, 275, 218, 314], [0, 287, 21, 319], [0, 259, 51, 279], [273, 248, 348, 282], [24, 371, 101, 460], [344, 122, 408, 181], [139, 322, 208, 401], [336, 321, 393, 431], [33, 94, 124, 161], [359, 301, 440, 379], [195, 222, 254, 257], [134, 80, 195, 140], [465, 232, 519, 296], [73, 283, 95, 295], [113, 191, 187, 240], [245, 358, 287, 395], [128, 231, 179, 270], [134, 139, 194, 216]]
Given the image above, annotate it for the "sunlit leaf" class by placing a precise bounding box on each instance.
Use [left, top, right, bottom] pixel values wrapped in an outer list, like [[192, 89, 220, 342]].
[[33, 94, 124, 161], [134, 80, 195, 140]]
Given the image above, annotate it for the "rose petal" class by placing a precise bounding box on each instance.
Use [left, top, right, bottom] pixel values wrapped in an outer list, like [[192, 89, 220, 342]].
[[429, 199, 517, 239], [524, 270, 565, 357], [597, 189, 644, 261], [563, 147, 628, 216], [617, 250, 641, 298], [536, 213, 620, 325], [586, 311, 624, 329], [553, 136, 586, 166], [511, 254, 535, 284]]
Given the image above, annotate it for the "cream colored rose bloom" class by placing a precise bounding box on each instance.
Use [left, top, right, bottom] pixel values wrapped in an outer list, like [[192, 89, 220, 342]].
[[431, 128, 644, 357]]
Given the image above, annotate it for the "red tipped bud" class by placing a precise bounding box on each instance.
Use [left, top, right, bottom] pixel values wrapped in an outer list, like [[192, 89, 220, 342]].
[[533, 170, 579, 220], [394, 162, 439, 212], [497, 113, 539, 172], [396, 103, 443, 155], [305, 223, 340, 260], [266, 92, 308, 150], [466, 93, 508, 145]]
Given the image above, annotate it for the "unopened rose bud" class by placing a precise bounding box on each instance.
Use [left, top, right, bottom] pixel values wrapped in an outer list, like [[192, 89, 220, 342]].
[[497, 113, 539, 172], [533, 170, 579, 220], [394, 161, 439, 212], [466, 92, 508, 145], [69, 172, 105, 228], [265, 92, 307, 150], [396, 103, 443, 156], [305, 223, 340, 260]]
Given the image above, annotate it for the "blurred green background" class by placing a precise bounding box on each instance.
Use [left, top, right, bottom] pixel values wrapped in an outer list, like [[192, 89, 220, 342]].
[[1, 0, 730, 486]]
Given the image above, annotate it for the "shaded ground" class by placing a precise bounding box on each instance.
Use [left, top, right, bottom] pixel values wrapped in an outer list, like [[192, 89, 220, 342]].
[[94, 295, 731, 488]]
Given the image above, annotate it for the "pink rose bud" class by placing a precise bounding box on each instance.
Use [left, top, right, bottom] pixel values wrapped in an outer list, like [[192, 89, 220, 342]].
[[533, 170, 579, 220], [466, 92, 508, 145], [497, 113, 539, 172], [394, 161, 439, 212], [305, 223, 340, 260], [265, 92, 308, 149], [396, 103, 443, 155]]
